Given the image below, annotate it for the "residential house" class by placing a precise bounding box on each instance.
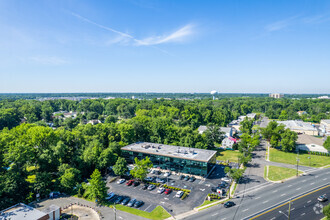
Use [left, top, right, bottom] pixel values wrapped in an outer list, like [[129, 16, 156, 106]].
[[88, 119, 101, 125], [297, 111, 307, 116], [296, 134, 328, 153], [221, 137, 237, 149], [197, 126, 233, 137]]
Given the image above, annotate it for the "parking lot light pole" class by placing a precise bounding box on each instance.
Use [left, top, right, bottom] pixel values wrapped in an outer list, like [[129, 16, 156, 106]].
[[296, 152, 299, 176]]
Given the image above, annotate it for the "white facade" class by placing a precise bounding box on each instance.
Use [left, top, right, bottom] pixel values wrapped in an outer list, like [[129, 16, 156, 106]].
[[296, 134, 328, 153], [221, 138, 235, 149], [320, 119, 330, 136]]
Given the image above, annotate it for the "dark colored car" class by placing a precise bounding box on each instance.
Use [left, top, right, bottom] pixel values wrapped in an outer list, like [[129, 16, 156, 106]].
[[127, 198, 137, 207], [184, 176, 190, 181], [224, 201, 235, 208], [189, 176, 196, 182], [121, 197, 131, 205], [133, 181, 140, 187], [180, 175, 185, 180], [134, 200, 144, 208], [115, 196, 124, 204], [142, 184, 149, 190], [126, 180, 134, 186]]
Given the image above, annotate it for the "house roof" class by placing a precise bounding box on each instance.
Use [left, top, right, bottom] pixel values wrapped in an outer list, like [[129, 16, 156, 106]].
[[296, 134, 324, 146], [277, 120, 317, 132]]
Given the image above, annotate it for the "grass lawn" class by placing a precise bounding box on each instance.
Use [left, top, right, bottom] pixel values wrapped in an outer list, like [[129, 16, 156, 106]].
[[265, 165, 302, 181], [269, 148, 330, 168], [115, 205, 171, 220], [216, 150, 241, 163], [196, 199, 218, 209]]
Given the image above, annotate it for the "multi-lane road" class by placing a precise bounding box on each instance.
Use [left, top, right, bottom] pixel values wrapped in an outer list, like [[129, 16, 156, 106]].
[[185, 163, 330, 220], [252, 185, 329, 220]]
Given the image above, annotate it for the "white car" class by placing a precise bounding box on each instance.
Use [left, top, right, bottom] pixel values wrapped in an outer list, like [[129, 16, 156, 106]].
[[221, 177, 231, 182], [117, 179, 126, 184], [157, 187, 165, 194], [176, 191, 184, 198], [164, 172, 171, 177]]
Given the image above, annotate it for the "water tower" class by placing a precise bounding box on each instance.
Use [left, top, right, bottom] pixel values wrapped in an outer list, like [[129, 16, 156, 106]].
[[210, 90, 217, 100]]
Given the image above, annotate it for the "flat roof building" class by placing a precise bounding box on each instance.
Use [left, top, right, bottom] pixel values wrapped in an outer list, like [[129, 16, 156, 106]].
[[122, 142, 217, 176], [0, 203, 49, 220], [277, 120, 318, 136], [269, 93, 284, 98]]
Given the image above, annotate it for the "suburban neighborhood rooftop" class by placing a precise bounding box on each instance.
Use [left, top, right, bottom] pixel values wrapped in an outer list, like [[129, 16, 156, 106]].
[[122, 142, 217, 162], [0, 203, 47, 220]]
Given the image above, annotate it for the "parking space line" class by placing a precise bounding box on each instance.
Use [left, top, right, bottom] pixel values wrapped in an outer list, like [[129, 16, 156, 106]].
[[144, 204, 152, 212]]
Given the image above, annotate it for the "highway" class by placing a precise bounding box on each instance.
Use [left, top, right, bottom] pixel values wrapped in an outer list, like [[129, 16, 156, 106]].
[[184, 168, 330, 220], [252, 185, 329, 220]]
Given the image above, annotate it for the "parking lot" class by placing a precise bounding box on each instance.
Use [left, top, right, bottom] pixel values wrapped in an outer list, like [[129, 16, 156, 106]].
[[106, 164, 229, 215]]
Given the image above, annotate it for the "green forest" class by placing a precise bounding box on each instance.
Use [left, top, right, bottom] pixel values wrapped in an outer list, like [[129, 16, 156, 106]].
[[0, 96, 329, 209]]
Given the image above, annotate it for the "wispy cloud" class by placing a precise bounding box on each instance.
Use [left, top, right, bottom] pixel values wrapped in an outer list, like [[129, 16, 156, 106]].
[[265, 16, 300, 32], [136, 24, 194, 46], [28, 56, 68, 65], [71, 12, 194, 48], [303, 14, 330, 24]]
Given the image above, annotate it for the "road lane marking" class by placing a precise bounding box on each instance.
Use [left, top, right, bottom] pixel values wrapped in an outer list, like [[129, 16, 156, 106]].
[[144, 204, 152, 211], [255, 197, 261, 199], [211, 213, 218, 216], [280, 194, 286, 197], [307, 200, 311, 203], [287, 185, 292, 187], [272, 190, 278, 193], [302, 180, 307, 182], [291, 208, 295, 211], [249, 185, 330, 220], [296, 187, 302, 190], [270, 218, 275, 220], [243, 209, 249, 212], [323, 178, 327, 181], [310, 182, 315, 185], [301, 213, 305, 216], [262, 200, 269, 204]]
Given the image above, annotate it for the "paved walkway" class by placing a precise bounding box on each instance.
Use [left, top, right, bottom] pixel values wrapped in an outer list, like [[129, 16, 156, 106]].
[[31, 196, 147, 220]]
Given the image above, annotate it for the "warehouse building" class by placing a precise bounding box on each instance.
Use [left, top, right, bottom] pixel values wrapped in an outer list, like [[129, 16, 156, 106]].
[[122, 142, 217, 177]]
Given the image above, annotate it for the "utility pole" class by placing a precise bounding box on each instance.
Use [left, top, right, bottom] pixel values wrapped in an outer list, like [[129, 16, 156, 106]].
[[288, 198, 291, 220], [114, 204, 116, 220], [296, 152, 299, 176]]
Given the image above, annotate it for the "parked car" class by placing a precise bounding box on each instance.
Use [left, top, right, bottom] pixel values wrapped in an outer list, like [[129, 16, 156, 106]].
[[106, 192, 115, 200], [189, 176, 196, 182], [126, 180, 134, 186], [180, 175, 185, 180], [117, 179, 126, 184], [142, 184, 149, 190], [121, 197, 130, 205], [145, 177, 154, 182], [156, 178, 166, 183], [49, 191, 61, 198], [164, 172, 171, 177], [115, 196, 124, 204], [184, 176, 190, 181], [224, 201, 235, 208], [211, 187, 218, 192], [176, 191, 184, 198], [157, 187, 165, 194], [164, 189, 172, 195], [133, 181, 140, 187], [318, 194, 328, 202], [148, 184, 156, 191], [221, 177, 231, 182], [127, 198, 137, 207], [134, 200, 144, 208]]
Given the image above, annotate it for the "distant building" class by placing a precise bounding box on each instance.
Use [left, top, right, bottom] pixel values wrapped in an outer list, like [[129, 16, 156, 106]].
[[197, 126, 233, 137], [277, 120, 318, 136], [320, 119, 330, 136], [87, 119, 101, 125], [296, 134, 328, 153], [297, 111, 307, 116], [269, 93, 284, 99], [0, 203, 60, 220], [318, 96, 329, 99], [228, 113, 256, 132]]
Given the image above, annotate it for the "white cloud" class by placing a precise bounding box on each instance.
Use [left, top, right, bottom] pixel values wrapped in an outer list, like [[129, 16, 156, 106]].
[[303, 14, 330, 24], [265, 16, 299, 32], [28, 56, 68, 65], [135, 24, 194, 46], [71, 12, 194, 47]]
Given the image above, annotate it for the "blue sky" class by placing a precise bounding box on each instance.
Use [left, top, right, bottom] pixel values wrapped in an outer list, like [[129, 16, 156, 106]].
[[1, 0, 330, 93]]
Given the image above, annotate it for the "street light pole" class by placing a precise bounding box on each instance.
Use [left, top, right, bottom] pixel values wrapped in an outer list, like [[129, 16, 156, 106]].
[[296, 152, 299, 176], [288, 198, 291, 220]]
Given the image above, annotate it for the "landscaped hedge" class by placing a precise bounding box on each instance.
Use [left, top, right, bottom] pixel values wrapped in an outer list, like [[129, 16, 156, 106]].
[[181, 192, 188, 200], [207, 193, 221, 200], [301, 151, 330, 157], [162, 184, 191, 194], [147, 182, 161, 186]]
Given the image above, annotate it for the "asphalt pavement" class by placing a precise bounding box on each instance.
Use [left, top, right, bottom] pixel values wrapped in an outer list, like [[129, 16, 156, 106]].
[[184, 168, 330, 220], [252, 185, 330, 220]]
